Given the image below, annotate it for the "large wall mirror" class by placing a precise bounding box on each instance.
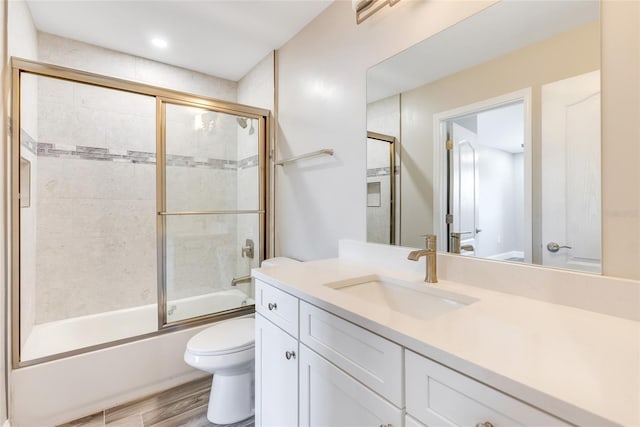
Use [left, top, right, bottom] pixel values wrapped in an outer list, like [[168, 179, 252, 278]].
[[366, 0, 601, 274]]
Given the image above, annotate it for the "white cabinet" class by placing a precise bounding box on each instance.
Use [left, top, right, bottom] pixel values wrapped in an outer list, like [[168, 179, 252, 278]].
[[255, 313, 299, 427], [405, 350, 569, 427], [299, 301, 403, 406], [255, 280, 569, 427], [299, 344, 403, 427]]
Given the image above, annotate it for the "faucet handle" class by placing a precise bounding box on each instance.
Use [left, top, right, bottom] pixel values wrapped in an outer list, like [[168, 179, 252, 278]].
[[423, 234, 437, 251], [450, 231, 472, 238]]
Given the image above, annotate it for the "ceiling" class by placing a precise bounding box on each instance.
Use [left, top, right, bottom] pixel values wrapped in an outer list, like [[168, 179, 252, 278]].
[[367, 0, 599, 102], [26, 0, 333, 81]]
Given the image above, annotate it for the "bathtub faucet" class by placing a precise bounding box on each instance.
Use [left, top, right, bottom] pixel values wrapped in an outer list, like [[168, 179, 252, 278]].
[[231, 275, 251, 287]]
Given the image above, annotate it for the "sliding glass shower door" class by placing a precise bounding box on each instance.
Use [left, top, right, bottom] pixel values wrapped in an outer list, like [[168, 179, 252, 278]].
[[13, 59, 268, 366], [160, 101, 264, 325]]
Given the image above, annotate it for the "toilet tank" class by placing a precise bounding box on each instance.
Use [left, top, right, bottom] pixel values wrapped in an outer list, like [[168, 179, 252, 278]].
[[260, 257, 300, 268]]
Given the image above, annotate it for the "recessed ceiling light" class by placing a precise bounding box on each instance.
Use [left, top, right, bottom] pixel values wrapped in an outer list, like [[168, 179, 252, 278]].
[[151, 38, 168, 49]]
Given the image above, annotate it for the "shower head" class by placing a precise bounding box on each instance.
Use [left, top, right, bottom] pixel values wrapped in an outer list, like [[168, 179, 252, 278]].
[[236, 117, 248, 129]]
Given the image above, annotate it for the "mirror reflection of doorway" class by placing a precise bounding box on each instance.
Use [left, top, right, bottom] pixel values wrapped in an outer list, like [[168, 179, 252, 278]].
[[435, 90, 532, 263], [366, 131, 396, 245]]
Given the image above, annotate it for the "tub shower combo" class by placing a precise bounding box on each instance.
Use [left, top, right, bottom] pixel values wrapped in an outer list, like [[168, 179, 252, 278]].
[[11, 58, 267, 366]]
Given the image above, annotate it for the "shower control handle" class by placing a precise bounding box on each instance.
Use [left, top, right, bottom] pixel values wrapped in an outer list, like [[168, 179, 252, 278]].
[[547, 242, 572, 253], [241, 238, 255, 259], [267, 302, 277, 311], [285, 350, 296, 360]]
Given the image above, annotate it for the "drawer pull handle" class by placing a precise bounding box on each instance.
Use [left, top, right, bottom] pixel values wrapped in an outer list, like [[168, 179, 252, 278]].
[[379, 425, 394, 427], [268, 302, 277, 311], [285, 350, 296, 360], [476, 423, 493, 427]]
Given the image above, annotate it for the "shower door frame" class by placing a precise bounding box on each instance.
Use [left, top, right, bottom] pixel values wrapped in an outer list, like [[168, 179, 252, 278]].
[[366, 131, 397, 245], [10, 58, 271, 368]]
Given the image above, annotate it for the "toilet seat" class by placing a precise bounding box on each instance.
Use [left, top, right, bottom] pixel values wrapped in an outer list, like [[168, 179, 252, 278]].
[[186, 317, 254, 356]]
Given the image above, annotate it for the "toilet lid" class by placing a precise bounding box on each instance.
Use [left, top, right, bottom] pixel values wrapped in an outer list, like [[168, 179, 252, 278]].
[[187, 317, 255, 356]]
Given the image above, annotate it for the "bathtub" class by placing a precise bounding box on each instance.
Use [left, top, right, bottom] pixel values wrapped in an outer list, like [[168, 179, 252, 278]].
[[21, 288, 253, 362], [13, 288, 254, 426]]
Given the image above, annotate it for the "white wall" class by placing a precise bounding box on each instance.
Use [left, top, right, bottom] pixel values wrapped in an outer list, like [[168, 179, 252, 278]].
[[38, 33, 237, 101], [276, 0, 496, 260], [476, 145, 519, 258], [276, 0, 640, 279]]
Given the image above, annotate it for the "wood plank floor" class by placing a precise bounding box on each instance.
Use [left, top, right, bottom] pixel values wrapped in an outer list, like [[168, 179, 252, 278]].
[[58, 377, 255, 427]]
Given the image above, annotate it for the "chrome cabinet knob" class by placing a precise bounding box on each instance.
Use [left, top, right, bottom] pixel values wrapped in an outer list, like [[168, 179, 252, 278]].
[[285, 350, 296, 360], [475, 423, 493, 427], [546, 242, 572, 253], [267, 302, 277, 311]]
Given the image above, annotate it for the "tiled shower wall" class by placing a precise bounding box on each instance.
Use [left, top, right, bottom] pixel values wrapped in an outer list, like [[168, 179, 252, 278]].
[[25, 33, 264, 324]]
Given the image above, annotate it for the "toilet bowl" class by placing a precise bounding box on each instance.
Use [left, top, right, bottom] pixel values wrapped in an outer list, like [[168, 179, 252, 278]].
[[184, 317, 255, 424]]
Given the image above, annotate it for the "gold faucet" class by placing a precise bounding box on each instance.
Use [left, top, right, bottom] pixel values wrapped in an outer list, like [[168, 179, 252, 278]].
[[407, 234, 438, 283]]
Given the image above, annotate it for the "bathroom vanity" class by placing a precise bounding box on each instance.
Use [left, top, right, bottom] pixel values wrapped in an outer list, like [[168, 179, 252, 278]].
[[253, 241, 640, 427]]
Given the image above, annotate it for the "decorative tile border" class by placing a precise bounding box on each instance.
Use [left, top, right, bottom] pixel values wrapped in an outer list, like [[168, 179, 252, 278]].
[[25, 139, 256, 172], [238, 154, 259, 170], [367, 167, 398, 177], [16, 125, 259, 170], [20, 129, 37, 155]]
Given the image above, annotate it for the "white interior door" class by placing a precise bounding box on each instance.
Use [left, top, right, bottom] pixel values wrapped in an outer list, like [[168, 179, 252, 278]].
[[450, 122, 478, 255], [541, 71, 601, 272]]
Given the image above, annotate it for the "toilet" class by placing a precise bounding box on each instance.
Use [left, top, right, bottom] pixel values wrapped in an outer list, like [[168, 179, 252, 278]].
[[184, 317, 255, 424], [184, 257, 300, 424]]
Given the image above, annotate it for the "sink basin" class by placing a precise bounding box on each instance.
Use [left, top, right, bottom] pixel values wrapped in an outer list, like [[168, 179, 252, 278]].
[[324, 275, 477, 321]]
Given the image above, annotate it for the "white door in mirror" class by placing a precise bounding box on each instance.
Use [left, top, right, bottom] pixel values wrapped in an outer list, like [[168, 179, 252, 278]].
[[541, 71, 601, 273]]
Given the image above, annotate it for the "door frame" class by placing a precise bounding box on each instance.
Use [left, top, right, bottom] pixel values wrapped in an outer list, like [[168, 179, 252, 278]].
[[432, 88, 532, 261]]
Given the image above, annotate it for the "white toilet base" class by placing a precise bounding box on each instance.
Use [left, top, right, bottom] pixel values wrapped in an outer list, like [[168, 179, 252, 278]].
[[207, 370, 255, 424]]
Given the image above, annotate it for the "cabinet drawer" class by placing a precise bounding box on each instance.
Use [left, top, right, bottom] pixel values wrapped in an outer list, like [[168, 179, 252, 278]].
[[405, 351, 569, 427], [255, 280, 299, 338], [299, 344, 403, 427], [299, 301, 403, 406]]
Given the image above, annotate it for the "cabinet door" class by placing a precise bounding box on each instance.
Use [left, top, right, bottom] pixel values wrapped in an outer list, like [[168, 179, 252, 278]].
[[405, 351, 569, 427], [255, 314, 298, 427], [299, 344, 403, 427]]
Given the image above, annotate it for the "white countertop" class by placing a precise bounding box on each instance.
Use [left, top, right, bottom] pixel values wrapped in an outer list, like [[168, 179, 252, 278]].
[[252, 258, 640, 427]]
